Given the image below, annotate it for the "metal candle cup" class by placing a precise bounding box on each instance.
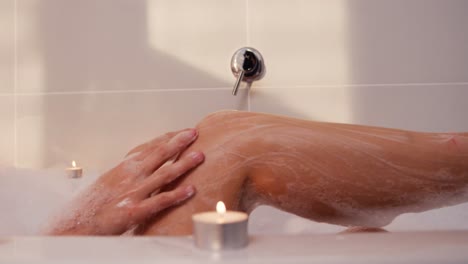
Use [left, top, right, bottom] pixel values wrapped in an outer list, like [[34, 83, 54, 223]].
[[66, 161, 83, 178], [192, 202, 248, 250]]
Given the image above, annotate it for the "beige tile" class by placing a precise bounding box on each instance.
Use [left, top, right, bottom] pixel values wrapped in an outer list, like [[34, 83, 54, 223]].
[[16, 89, 247, 171], [251, 84, 468, 132], [346, 0, 468, 84], [351, 84, 468, 132], [147, 0, 247, 85], [0, 0, 14, 94], [249, 0, 468, 87], [0, 96, 15, 166], [249, 0, 351, 87], [250, 87, 354, 123], [17, 0, 245, 93]]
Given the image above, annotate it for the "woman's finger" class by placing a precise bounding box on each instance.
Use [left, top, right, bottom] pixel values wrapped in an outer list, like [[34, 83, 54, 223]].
[[138, 151, 204, 197], [140, 129, 198, 175], [136, 186, 196, 219], [125, 128, 192, 159]]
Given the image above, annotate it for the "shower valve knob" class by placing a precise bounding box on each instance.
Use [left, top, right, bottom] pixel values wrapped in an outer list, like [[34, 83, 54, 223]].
[[231, 47, 265, 96]]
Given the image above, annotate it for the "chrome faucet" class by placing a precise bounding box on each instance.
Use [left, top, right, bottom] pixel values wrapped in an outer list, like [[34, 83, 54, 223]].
[[231, 47, 265, 95]]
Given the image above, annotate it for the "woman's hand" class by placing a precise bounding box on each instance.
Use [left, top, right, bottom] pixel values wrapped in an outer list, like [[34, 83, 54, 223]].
[[45, 129, 204, 235]]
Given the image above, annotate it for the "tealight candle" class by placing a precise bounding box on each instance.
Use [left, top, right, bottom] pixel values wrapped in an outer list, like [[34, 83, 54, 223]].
[[65, 161, 83, 178], [192, 201, 248, 250]]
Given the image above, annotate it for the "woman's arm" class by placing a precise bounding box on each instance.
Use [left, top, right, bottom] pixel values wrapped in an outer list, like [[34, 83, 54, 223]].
[[45, 129, 204, 235], [140, 111, 468, 235]]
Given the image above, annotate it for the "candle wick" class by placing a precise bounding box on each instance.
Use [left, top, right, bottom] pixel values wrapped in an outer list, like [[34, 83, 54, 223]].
[[218, 212, 225, 223]]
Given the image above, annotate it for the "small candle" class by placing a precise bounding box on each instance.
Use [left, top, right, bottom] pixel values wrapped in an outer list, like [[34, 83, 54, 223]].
[[192, 201, 248, 250], [66, 161, 83, 178]]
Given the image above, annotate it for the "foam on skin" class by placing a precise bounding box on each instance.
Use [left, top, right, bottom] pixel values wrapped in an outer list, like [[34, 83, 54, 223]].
[[141, 111, 468, 235]]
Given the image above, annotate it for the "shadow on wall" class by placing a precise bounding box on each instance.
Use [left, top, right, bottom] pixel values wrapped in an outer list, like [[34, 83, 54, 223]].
[[347, 0, 468, 132], [37, 0, 227, 168], [38, 0, 229, 93]]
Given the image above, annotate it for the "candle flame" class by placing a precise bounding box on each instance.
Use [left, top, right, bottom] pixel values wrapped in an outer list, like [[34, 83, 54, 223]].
[[216, 201, 226, 215], [72, 161, 76, 168]]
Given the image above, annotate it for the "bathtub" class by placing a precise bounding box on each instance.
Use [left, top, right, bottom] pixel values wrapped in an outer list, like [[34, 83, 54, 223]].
[[1, 231, 468, 264], [1, 168, 468, 263]]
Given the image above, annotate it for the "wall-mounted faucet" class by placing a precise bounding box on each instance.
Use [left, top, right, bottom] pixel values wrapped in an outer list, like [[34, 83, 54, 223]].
[[231, 47, 265, 96]]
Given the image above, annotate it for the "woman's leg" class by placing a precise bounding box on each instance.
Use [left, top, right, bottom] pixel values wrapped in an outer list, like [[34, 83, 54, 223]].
[[136, 111, 255, 235], [140, 111, 468, 235]]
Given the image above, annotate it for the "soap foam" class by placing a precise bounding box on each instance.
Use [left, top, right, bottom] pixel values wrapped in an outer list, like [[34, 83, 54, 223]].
[[0, 167, 100, 235]]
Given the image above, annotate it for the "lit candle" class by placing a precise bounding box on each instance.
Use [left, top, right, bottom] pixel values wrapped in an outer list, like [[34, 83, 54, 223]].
[[192, 201, 248, 250], [65, 161, 83, 178]]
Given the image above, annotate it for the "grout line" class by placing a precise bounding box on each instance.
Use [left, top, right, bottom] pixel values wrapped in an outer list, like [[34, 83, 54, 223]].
[[13, 0, 18, 167], [14, 87, 238, 96], [245, 0, 250, 45], [252, 82, 468, 90], [10, 81, 468, 97]]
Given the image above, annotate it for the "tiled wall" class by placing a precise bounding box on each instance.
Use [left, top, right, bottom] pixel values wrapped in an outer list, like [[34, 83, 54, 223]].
[[1, 0, 468, 232]]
